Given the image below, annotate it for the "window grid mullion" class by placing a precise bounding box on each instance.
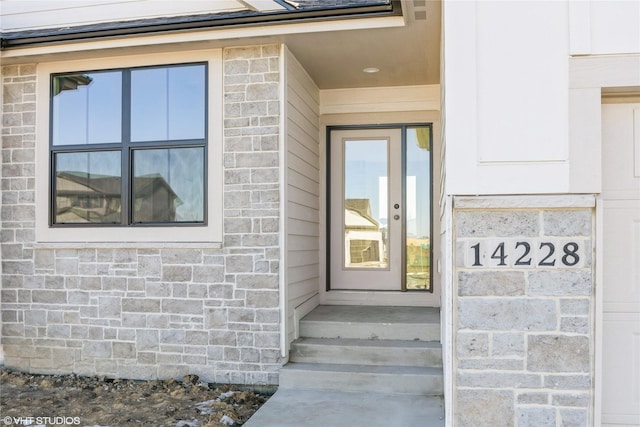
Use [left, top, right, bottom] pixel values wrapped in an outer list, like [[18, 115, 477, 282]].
[[121, 70, 132, 226]]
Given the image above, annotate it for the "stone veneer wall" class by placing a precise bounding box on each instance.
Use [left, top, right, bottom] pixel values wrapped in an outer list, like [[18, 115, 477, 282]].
[[0, 45, 283, 385], [454, 199, 594, 426]]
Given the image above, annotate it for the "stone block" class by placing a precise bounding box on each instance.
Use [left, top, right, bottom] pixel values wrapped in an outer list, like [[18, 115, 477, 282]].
[[24, 310, 46, 326], [528, 335, 590, 372], [457, 371, 542, 388], [254, 332, 279, 348], [160, 329, 185, 344], [32, 290, 67, 304], [55, 258, 78, 275], [456, 210, 539, 237], [79, 276, 101, 290], [225, 46, 262, 60], [162, 265, 192, 282], [236, 274, 278, 290], [113, 342, 136, 358], [456, 332, 489, 357], [456, 389, 514, 427], [459, 358, 523, 370], [517, 407, 556, 426], [560, 317, 589, 334], [226, 255, 254, 273], [185, 331, 208, 345], [122, 298, 160, 313], [229, 308, 255, 323], [560, 298, 590, 315], [543, 209, 591, 236], [493, 333, 525, 356], [117, 364, 157, 380], [99, 297, 122, 318], [458, 271, 526, 296], [242, 233, 279, 247], [246, 290, 279, 308], [161, 299, 202, 315], [559, 409, 587, 427], [209, 330, 237, 346], [528, 270, 592, 296], [246, 83, 279, 101], [82, 341, 112, 358], [193, 265, 225, 283], [47, 325, 70, 338], [136, 330, 159, 351], [161, 249, 202, 264], [458, 298, 556, 331], [552, 393, 589, 407], [225, 190, 251, 208], [517, 392, 548, 404]]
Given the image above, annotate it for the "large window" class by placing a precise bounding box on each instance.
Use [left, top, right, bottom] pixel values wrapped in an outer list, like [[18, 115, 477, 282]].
[[50, 63, 207, 226]]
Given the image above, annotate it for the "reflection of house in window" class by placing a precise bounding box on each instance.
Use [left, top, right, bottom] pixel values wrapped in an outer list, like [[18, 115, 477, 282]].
[[344, 199, 386, 268], [55, 172, 181, 223], [133, 174, 183, 222]]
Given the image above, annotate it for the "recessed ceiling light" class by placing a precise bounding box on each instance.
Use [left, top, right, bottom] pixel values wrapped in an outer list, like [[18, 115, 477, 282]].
[[362, 67, 380, 73]]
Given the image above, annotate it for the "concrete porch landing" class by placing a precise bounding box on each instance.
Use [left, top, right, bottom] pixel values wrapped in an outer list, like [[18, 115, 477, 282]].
[[245, 305, 444, 426], [243, 389, 445, 427]]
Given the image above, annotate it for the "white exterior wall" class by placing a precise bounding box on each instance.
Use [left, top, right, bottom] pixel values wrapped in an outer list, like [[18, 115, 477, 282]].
[[443, 1, 572, 196]]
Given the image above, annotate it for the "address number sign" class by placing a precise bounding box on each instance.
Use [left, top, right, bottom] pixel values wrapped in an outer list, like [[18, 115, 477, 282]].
[[463, 239, 585, 268]]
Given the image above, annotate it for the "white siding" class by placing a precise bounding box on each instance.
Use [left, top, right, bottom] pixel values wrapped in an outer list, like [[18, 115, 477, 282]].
[[570, 0, 640, 56], [442, 0, 571, 195], [0, 0, 242, 32], [283, 47, 320, 349]]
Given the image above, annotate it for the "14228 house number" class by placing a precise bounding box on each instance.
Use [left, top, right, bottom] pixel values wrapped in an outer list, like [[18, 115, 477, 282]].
[[465, 240, 584, 268]]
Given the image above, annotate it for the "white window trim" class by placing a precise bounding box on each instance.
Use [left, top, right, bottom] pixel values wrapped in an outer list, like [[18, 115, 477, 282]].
[[35, 49, 223, 243]]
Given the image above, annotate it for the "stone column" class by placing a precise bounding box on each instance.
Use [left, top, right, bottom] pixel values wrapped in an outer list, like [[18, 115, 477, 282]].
[[453, 195, 594, 427]]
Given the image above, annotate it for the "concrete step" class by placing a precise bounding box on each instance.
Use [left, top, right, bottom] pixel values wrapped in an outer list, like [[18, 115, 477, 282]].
[[289, 337, 442, 367], [278, 362, 444, 395], [299, 305, 441, 341]]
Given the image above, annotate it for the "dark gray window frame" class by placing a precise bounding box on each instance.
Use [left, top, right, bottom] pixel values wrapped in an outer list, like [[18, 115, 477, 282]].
[[49, 62, 209, 227]]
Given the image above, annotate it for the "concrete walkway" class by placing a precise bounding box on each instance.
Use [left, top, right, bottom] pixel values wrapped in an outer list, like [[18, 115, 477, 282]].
[[244, 389, 445, 427]]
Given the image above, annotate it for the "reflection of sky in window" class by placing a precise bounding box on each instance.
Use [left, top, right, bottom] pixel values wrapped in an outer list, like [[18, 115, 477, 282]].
[[131, 65, 205, 142], [134, 148, 204, 221], [406, 128, 430, 238], [52, 72, 122, 145], [344, 139, 388, 224]]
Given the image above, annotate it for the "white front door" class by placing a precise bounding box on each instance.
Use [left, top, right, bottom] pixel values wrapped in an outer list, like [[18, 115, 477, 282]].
[[328, 126, 432, 292], [601, 103, 640, 426]]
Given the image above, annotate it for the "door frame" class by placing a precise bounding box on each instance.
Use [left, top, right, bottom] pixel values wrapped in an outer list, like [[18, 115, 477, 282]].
[[319, 112, 441, 307]]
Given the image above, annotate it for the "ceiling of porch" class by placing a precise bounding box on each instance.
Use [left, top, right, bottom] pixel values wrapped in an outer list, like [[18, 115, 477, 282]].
[[277, 0, 441, 89]]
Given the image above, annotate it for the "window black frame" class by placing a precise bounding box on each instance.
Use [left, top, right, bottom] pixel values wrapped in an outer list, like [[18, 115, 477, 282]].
[[49, 62, 209, 227]]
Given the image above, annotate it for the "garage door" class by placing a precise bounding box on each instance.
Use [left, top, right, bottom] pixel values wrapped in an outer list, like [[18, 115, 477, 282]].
[[601, 102, 640, 426]]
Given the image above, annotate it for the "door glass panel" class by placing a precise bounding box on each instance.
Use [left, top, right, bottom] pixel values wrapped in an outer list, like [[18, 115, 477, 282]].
[[405, 127, 431, 290], [343, 139, 389, 269]]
